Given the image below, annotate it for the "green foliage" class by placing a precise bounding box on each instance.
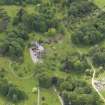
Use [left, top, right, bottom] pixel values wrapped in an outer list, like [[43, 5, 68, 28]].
[[13, 4, 60, 33], [0, 0, 42, 5], [72, 25, 103, 45], [0, 1, 104, 105], [59, 76, 101, 105], [72, 13, 105, 46], [45, 28, 57, 37], [0, 80, 27, 103], [62, 53, 90, 73], [68, 1, 105, 46], [38, 72, 52, 88], [0, 29, 29, 60], [90, 45, 105, 67], [0, 9, 9, 32], [68, 0, 97, 18]]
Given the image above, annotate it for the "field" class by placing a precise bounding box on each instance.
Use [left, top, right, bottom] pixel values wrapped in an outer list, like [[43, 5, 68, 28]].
[[40, 88, 61, 105], [94, 0, 105, 8], [0, 1, 105, 105], [0, 5, 66, 105]]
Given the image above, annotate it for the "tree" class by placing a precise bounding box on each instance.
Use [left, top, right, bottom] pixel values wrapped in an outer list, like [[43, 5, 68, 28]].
[[59, 77, 102, 105], [68, 1, 97, 18], [38, 72, 52, 88], [90, 46, 105, 67], [72, 25, 104, 45], [13, 4, 59, 33], [62, 53, 90, 72], [13, 8, 26, 25], [0, 29, 28, 60], [0, 80, 27, 102]]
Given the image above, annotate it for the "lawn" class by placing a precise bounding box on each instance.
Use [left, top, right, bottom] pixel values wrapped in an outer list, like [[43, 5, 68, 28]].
[[40, 88, 61, 105], [94, 0, 105, 9], [0, 56, 38, 105], [0, 46, 39, 105], [11, 47, 36, 78], [0, 5, 66, 105], [0, 5, 35, 17], [0, 1, 103, 105]]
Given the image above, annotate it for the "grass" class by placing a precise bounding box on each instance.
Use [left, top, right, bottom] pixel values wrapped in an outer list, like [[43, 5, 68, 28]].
[[0, 43, 68, 105], [40, 88, 61, 105], [0, 49, 38, 105], [0, 5, 35, 17], [94, 0, 105, 9], [0, 58, 38, 105], [0, 1, 104, 105], [12, 47, 35, 78], [0, 5, 64, 105]]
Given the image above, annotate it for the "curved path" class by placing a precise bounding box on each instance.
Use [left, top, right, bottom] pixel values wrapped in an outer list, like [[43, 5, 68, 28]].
[[76, 48, 105, 103], [9, 61, 40, 105], [53, 87, 64, 105], [87, 58, 105, 103], [9, 61, 34, 80]]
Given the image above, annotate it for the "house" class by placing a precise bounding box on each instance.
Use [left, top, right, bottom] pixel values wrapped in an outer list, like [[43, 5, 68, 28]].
[[30, 41, 44, 63]]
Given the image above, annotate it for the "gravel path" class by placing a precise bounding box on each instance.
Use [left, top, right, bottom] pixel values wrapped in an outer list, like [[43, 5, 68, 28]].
[[87, 58, 105, 103], [53, 87, 64, 105], [76, 47, 105, 103]]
